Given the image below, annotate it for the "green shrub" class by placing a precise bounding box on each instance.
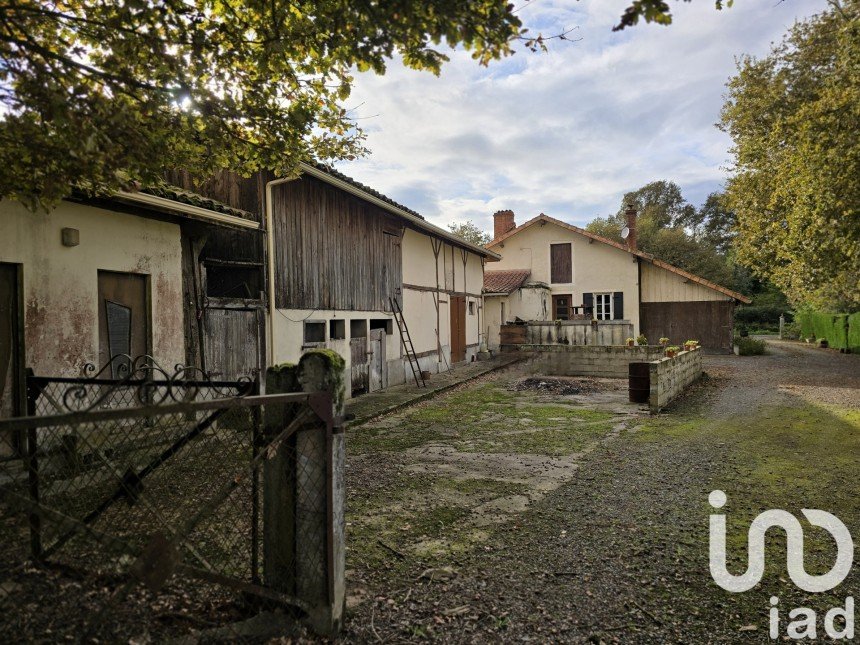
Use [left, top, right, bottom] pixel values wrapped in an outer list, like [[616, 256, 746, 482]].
[[735, 337, 766, 356], [849, 312, 860, 353], [797, 311, 851, 349], [782, 321, 801, 340]]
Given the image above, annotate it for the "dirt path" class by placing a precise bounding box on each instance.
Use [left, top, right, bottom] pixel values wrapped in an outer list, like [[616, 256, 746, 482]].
[[343, 341, 860, 642]]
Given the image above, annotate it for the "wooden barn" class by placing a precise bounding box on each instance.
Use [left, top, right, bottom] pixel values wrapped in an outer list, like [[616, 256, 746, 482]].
[[164, 163, 498, 398]]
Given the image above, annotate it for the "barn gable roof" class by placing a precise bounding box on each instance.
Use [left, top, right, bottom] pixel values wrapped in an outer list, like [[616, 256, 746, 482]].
[[300, 162, 500, 260], [488, 213, 751, 303]]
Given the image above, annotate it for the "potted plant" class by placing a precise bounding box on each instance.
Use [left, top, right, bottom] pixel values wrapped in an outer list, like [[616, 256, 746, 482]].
[[684, 340, 699, 351], [665, 345, 680, 358], [636, 334, 648, 346], [659, 337, 670, 347], [626, 337, 635, 347]]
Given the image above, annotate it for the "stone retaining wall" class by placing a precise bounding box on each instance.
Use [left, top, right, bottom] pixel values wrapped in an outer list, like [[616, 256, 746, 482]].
[[648, 347, 703, 412], [517, 345, 666, 379]]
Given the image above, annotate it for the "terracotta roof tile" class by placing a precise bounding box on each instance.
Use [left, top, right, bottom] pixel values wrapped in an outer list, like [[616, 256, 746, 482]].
[[483, 269, 531, 294]]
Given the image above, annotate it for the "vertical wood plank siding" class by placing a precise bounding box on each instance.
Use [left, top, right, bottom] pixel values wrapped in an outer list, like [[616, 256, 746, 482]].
[[639, 301, 735, 351], [550, 243, 572, 283], [272, 176, 403, 311]]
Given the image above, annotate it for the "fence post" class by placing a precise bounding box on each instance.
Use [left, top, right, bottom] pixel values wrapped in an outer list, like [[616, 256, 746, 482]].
[[779, 314, 785, 339], [263, 350, 346, 636]]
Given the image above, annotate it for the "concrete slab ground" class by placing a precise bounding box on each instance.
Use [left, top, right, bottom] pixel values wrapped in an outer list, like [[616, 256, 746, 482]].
[[345, 353, 525, 426]]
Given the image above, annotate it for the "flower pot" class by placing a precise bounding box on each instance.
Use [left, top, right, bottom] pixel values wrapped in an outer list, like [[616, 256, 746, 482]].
[[627, 340, 635, 347], [665, 350, 676, 358]]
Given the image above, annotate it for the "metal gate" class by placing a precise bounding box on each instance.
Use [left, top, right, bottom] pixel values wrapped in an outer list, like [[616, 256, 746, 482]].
[[0, 355, 341, 641]]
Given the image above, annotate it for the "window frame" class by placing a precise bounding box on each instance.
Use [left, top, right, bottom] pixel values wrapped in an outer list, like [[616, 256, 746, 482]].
[[593, 292, 613, 321]]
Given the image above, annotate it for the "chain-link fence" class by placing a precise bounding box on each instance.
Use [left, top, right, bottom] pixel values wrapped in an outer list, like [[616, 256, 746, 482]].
[[0, 363, 342, 641]]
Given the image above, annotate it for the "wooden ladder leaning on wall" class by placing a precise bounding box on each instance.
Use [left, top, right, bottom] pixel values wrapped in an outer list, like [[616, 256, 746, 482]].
[[389, 297, 426, 388]]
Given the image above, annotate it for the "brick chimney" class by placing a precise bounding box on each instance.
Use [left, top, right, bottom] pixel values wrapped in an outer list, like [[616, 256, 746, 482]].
[[493, 210, 516, 240], [624, 204, 637, 252]]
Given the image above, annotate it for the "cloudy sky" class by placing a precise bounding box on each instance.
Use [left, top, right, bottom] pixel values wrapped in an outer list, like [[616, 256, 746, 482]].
[[333, 0, 825, 233]]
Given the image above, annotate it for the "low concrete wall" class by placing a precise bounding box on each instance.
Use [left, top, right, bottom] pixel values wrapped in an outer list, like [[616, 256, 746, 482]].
[[648, 347, 703, 411], [501, 320, 634, 348], [517, 345, 666, 378]]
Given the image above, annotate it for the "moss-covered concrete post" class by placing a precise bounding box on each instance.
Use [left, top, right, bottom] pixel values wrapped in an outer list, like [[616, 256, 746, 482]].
[[263, 350, 346, 636]]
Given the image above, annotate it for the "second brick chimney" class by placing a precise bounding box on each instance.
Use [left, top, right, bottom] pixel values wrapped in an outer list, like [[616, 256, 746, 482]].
[[624, 204, 637, 252], [493, 210, 516, 240]]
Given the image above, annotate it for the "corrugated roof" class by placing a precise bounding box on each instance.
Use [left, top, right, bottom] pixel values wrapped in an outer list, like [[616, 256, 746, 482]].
[[483, 269, 532, 294], [488, 213, 751, 303]]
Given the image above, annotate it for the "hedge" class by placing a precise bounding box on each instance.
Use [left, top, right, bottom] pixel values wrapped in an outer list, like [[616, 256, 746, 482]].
[[849, 312, 860, 353], [797, 312, 850, 350]]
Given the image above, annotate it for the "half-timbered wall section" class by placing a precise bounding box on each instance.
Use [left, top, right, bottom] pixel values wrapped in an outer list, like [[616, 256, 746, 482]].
[[270, 176, 403, 312], [401, 228, 485, 370]]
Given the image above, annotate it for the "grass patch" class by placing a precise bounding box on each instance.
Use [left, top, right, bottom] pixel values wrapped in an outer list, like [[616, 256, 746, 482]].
[[462, 422, 616, 456], [437, 477, 529, 497]]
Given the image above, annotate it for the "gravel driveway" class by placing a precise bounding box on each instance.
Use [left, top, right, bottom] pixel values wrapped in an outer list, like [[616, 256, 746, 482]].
[[344, 340, 860, 642]]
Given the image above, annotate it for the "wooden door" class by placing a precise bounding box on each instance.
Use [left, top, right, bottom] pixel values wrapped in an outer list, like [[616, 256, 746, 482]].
[[97, 271, 149, 377], [552, 294, 572, 321], [368, 328, 387, 392], [350, 335, 369, 395], [450, 296, 466, 363], [203, 304, 262, 380], [639, 301, 735, 352], [0, 264, 23, 453]]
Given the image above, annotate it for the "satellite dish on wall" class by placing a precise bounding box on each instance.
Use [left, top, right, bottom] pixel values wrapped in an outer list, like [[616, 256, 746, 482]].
[[620, 226, 630, 240]]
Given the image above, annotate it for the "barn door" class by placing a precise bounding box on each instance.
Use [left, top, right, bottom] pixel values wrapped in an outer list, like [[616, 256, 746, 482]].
[[350, 335, 368, 396], [450, 296, 466, 363], [97, 271, 149, 377], [0, 264, 23, 454], [202, 304, 262, 380], [368, 328, 387, 392]]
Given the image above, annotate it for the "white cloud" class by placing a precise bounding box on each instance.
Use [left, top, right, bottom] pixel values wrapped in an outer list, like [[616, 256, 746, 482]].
[[334, 0, 826, 233]]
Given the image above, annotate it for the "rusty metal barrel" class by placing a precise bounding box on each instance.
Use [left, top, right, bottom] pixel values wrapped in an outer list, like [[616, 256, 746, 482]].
[[628, 362, 650, 403]]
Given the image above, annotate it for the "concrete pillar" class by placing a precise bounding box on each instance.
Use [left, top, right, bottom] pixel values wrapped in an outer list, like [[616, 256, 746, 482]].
[[263, 350, 346, 636]]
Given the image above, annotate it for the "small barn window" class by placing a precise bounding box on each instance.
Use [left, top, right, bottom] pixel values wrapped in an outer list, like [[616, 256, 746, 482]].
[[350, 319, 367, 338], [329, 319, 346, 340], [369, 318, 393, 335], [304, 321, 325, 343], [468, 301, 475, 315], [205, 264, 262, 299]]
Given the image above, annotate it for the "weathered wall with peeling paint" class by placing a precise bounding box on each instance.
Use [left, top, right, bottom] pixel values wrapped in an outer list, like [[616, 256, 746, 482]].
[[0, 199, 184, 377]]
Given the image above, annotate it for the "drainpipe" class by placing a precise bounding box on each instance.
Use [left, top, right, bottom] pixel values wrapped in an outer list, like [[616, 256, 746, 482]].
[[264, 176, 301, 368]]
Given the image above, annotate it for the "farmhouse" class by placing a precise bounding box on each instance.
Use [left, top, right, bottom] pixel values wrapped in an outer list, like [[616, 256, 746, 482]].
[[484, 209, 750, 352], [0, 187, 262, 419]]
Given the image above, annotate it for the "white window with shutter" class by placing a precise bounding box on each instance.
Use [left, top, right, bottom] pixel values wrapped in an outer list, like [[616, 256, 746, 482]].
[[594, 292, 613, 320]]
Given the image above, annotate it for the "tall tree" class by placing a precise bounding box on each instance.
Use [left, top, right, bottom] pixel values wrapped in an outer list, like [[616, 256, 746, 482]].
[[449, 221, 492, 247], [586, 181, 736, 288], [698, 191, 736, 253], [720, 0, 860, 310], [0, 0, 523, 209]]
